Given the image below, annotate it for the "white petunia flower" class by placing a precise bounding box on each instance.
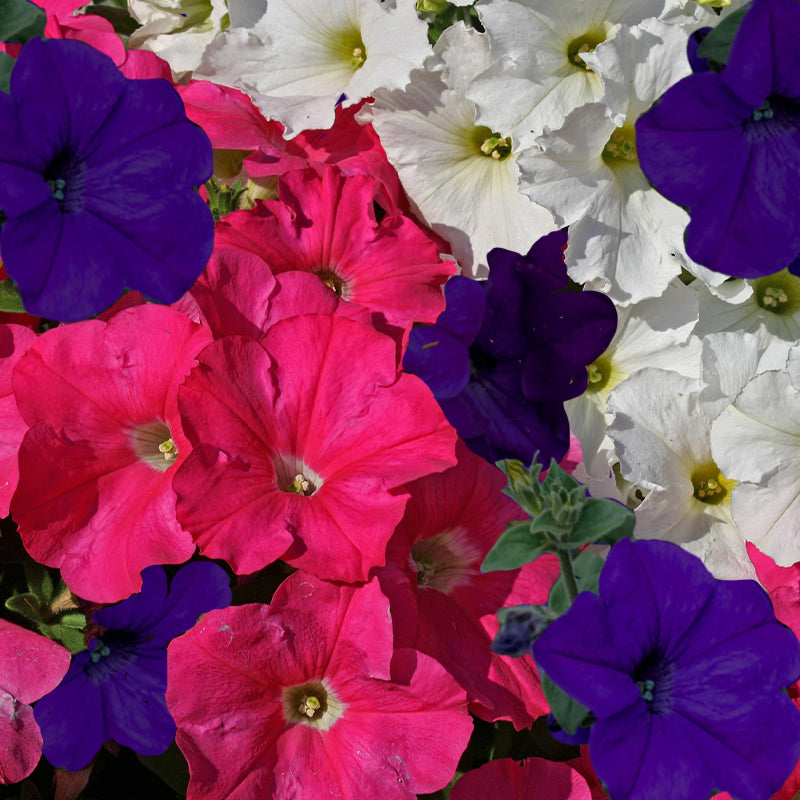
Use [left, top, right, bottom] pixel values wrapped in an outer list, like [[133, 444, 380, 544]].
[[195, 0, 431, 136], [466, 0, 668, 145], [710, 367, 800, 566], [517, 19, 715, 304], [565, 280, 701, 473], [607, 363, 756, 580], [362, 23, 555, 277], [128, 0, 231, 74]]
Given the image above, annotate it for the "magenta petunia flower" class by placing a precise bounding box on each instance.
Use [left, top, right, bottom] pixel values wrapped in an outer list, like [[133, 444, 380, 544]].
[[380, 440, 560, 728], [174, 313, 457, 581], [11, 304, 212, 602], [0, 619, 71, 784], [451, 757, 592, 800], [0, 324, 37, 517], [166, 572, 472, 799], [215, 165, 455, 336]]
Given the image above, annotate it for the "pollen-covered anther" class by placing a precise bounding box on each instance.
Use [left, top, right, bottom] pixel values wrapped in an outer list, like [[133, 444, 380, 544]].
[[691, 463, 735, 505], [761, 287, 789, 308], [283, 679, 346, 730], [752, 100, 775, 122], [298, 694, 321, 718], [479, 134, 513, 161], [587, 364, 603, 384], [602, 127, 638, 164], [289, 474, 311, 495], [351, 46, 365, 68], [129, 421, 179, 472]]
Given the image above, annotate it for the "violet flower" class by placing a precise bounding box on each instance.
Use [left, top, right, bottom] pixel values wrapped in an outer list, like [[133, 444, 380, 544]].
[[0, 38, 214, 321], [636, 0, 800, 279], [403, 231, 616, 465], [33, 562, 231, 770], [533, 539, 800, 800]]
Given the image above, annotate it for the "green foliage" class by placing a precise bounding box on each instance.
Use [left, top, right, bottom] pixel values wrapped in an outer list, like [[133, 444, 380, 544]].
[[205, 176, 248, 221], [0, 0, 46, 44], [0, 280, 27, 313], [540, 669, 591, 735], [416, 1, 484, 46], [482, 458, 635, 573], [5, 561, 86, 653], [696, 7, 749, 69]]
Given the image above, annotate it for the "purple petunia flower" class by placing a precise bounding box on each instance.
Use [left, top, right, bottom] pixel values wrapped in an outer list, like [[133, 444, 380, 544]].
[[636, 0, 800, 279], [33, 562, 231, 771], [533, 539, 800, 800], [402, 230, 616, 465], [0, 38, 214, 322]]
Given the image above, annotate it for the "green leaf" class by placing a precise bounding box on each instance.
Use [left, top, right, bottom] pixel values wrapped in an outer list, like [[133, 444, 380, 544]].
[[540, 669, 590, 734], [84, 5, 140, 37], [557, 498, 635, 550], [0, 0, 46, 43], [137, 740, 190, 796], [5, 592, 42, 621], [0, 51, 14, 94], [24, 559, 53, 603], [40, 621, 86, 654], [481, 521, 550, 572], [696, 7, 749, 67], [0, 280, 27, 313]]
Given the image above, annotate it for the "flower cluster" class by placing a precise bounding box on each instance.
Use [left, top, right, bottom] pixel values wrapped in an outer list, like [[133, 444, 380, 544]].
[[2, 0, 800, 798]]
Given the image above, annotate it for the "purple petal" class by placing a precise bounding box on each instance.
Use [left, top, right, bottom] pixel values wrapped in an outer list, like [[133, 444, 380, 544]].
[[403, 326, 471, 398], [437, 276, 486, 345]]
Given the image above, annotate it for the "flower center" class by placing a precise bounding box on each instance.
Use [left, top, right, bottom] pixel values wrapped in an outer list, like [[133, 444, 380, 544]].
[[282, 680, 345, 730], [602, 126, 638, 165], [752, 270, 800, 315], [742, 96, 800, 143], [129, 421, 179, 472], [410, 527, 480, 594], [315, 269, 346, 298], [44, 147, 87, 213], [632, 648, 674, 714], [566, 31, 606, 70], [275, 455, 322, 496], [691, 462, 735, 505], [336, 30, 366, 70], [585, 354, 613, 392], [89, 639, 111, 663], [472, 126, 513, 161]]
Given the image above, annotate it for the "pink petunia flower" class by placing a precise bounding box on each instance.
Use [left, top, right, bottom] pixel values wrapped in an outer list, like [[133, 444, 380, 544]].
[[0, 324, 37, 517], [379, 440, 560, 728], [175, 313, 457, 581], [451, 757, 592, 800], [215, 165, 455, 339], [11, 305, 212, 602], [0, 619, 71, 784], [166, 572, 473, 800]]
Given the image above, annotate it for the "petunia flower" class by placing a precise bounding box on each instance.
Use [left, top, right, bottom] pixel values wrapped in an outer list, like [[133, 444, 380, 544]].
[[33, 561, 231, 771], [0, 37, 213, 321], [403, 231, 616, 465], [636, 0, 800, 278], [166, 572, 472, 799], [533, 538, 800, 800], [0, 620, 71, 784]]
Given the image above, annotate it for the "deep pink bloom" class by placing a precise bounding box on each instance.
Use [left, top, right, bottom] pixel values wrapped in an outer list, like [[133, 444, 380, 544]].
[[451, 758, 592, 800], [0, 324, 37, 516], [11, 305, 212, 602], [0, 619, 71, 784], [380, 440, 560, 728], [215, 166, 455, 338], [175, 314, 457, 581], [166, 573, 472, 800], [189, 249, 373, 340]]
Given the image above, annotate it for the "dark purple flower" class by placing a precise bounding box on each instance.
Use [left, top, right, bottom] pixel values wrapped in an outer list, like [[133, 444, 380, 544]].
[[686, 27, 712, 73], [33, 562, 231, 770], [636, 0, 800, 279], [533, 539, 800, 800], [0, 38, 214, 322], [403, 231, 616, 465]]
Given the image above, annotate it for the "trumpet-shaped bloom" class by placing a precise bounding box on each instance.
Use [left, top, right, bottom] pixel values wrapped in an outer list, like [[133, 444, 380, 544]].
[[0, 38, 213, 321], [636, 0, 800, 278], [403, 232, 616, 465], [34, 562, 231, 771], [175, 314, 457, 581], [533, 538, 800, 800], [166, 573, 472, 799]]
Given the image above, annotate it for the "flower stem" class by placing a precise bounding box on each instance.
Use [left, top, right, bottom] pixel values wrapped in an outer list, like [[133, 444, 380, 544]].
[[557, 550, 579, 603]]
